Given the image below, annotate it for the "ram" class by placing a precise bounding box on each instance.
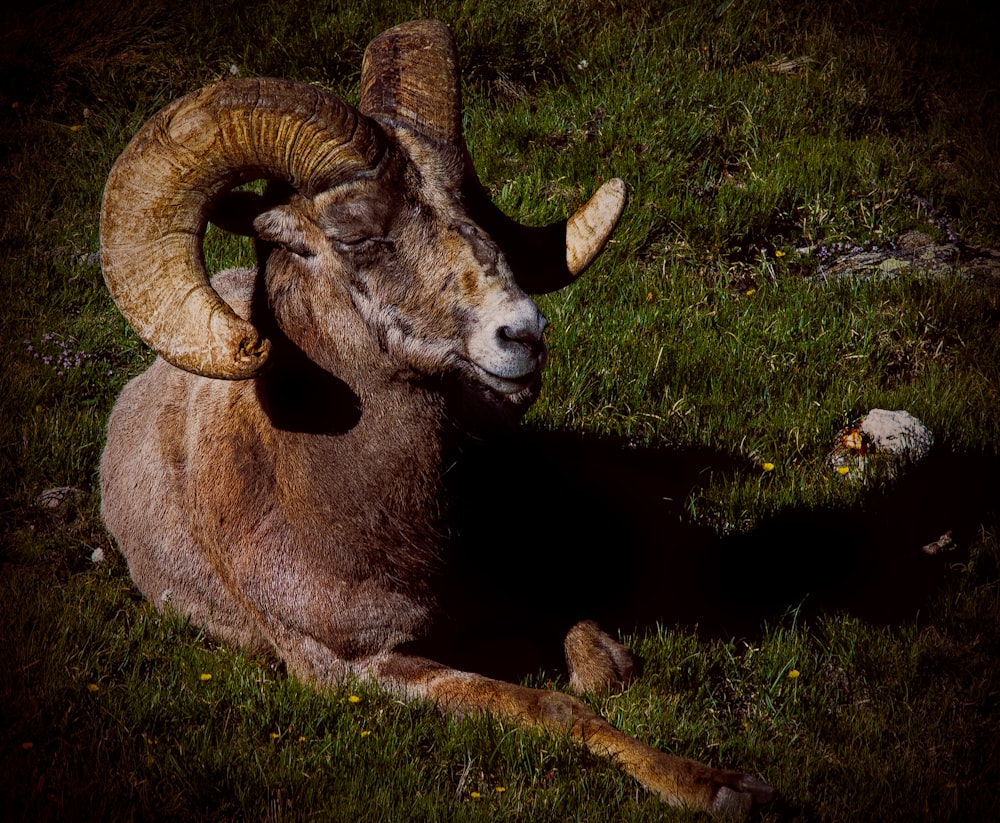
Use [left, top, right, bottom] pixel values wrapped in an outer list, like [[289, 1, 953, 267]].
[[100, 20, 774, 816]]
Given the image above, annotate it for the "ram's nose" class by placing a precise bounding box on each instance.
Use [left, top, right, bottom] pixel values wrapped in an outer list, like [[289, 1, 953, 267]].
[[468, 295, 548, 389], [495, 303, 547, 357]]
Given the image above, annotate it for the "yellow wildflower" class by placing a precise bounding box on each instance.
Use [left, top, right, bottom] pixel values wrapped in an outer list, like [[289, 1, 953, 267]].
[[199, 673, 212, 681], [836, 466, 850, 476], [788, 669, 800, 679], [495, 786, 506, 794], [775, 250, 786, 258], [360, 730, 371, 737], [762, 462, 775, 472], [470, 792, 481, 800], [348, 694, 362, 703], [87, 683, 99, 692]]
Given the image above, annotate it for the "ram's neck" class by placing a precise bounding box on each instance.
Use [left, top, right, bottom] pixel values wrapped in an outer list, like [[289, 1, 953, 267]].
[[260, 371, 452, 562]]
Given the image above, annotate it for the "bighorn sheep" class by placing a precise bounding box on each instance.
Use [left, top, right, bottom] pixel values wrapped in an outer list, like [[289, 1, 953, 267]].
[[99, 20, 774, 816]]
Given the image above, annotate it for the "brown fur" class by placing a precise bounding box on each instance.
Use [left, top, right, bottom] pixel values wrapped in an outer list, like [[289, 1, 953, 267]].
[[100, 24, 774, 817]]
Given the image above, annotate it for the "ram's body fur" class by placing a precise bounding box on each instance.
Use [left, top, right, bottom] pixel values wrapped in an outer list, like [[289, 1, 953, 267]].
[[99, 20, 774, 816]]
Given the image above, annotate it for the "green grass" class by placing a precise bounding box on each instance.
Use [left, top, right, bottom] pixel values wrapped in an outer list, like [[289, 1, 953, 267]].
[[2, 0, 999, 820]]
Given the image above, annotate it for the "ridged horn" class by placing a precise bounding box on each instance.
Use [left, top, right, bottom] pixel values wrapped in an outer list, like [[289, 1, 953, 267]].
[[359, 19, 462, 145], [358, 20, 626, 294], [463, 176, 627, 294], [100, 78, 384, 379]]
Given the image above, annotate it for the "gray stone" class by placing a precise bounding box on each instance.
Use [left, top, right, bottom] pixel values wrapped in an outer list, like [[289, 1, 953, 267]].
[[36, 486, 87, 527], [921, 531, 956, 556], [828, 408, 934, 481], [860, 408, 934, 462], [812, 226, 1000, 287], [37, 486, 85, 509]]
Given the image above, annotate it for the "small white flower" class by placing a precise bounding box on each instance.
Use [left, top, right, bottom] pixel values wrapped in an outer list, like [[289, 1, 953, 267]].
[[577, 59, 589, 71], [90, 547, 105, 563], [229, 64, 240, 76]]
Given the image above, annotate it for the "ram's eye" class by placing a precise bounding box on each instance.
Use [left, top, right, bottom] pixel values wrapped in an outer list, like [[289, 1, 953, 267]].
[[328, 234, 396, 258], [318, 189, 396, 250], [329, 232, 374, 248]]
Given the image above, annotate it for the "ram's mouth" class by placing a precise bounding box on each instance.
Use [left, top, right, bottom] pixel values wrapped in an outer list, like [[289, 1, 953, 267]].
[[468, 361, 541, 397]]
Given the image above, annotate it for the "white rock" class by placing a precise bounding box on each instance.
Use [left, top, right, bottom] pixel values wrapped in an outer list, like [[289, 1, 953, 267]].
[[860, 408, 934, 461], [37, 486, 85, 509], [828, 408, 934, 481]]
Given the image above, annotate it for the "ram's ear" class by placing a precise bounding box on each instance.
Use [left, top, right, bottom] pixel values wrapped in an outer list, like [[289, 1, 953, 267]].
[[253, 206, 318, 258], [208, 190, 269, 236]]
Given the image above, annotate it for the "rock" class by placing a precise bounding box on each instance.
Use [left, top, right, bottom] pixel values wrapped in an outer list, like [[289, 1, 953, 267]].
[[921, 531, 956, 556], [36, 486, 87, 526], [816, 239, 961, 282], [37, 486, 86, 510], [813, 229, 1000, 287], [896, 230, 935, 250], [828, 409, 933, 480], [861, 408, 935, 461]]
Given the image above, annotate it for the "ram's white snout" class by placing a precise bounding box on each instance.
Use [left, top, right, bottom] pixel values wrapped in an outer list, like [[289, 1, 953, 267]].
[[466, 290, 547, 394]]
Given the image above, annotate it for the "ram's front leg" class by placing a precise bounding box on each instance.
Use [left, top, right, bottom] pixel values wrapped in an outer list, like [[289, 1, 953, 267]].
[[367, 653, 775, 818]]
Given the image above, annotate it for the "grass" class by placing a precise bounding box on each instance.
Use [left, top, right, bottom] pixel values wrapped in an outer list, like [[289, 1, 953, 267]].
[[2, 0, 999, 820]]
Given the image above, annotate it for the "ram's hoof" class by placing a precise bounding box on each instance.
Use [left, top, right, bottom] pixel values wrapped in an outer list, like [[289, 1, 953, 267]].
[[711, 773, 777, 819]]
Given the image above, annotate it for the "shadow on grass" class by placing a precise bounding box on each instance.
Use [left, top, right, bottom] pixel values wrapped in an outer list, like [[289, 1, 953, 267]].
[[426, 428, 999, 681]]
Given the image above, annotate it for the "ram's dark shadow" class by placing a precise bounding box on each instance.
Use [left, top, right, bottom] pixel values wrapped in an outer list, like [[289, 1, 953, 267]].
[[428, 428, 998, 682]]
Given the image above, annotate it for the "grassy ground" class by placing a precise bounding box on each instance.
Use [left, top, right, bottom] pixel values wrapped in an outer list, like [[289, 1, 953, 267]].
[[2, 0, 998, 820]]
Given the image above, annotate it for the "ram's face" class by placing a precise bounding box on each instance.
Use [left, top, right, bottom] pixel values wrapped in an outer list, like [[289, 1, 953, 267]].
[[255, 136, 547, 411], [99, 23, 623, 386]]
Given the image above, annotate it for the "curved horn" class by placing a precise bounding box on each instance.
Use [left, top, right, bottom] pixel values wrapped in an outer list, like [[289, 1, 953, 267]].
[[358, 20, 626, 294], [359, 19, 462, 145], [101, 78, 384, 379], [463, 176, 627, 294]]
